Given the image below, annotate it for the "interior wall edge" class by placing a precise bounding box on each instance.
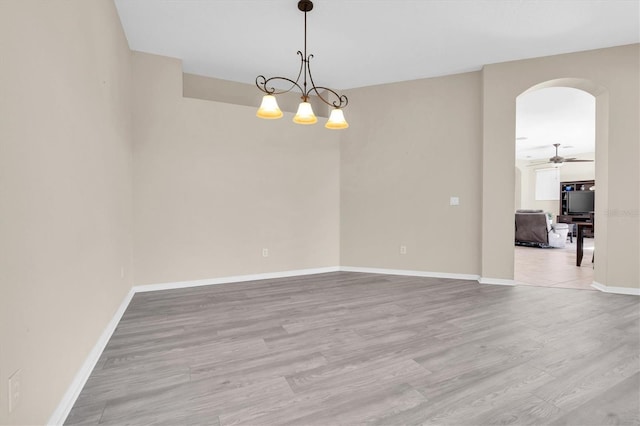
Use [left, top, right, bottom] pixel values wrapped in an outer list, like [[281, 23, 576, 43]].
[[133, 266, 341, 293], [478, 277, 517, 286], [47, 288, 136, 426], [591, 281, 640, 296], [182, 72, 330, 117], [340, 266, 480, 282]]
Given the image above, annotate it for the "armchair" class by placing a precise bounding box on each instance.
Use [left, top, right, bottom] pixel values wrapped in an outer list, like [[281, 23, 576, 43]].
[[515, 209, 568, 248]]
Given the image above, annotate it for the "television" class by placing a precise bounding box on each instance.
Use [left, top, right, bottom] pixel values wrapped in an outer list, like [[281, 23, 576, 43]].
[[567, 190, 595, 214]]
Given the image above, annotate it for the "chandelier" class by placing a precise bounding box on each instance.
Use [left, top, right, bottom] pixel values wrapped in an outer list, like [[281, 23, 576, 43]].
[[255, 0, 349, 129]]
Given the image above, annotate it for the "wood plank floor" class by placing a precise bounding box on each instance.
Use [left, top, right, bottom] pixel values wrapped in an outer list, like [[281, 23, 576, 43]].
[[66, 272, 640, 425]]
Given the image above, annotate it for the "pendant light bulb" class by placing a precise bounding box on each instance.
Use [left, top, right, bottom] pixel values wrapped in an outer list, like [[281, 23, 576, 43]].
[[256, 95, 283, 119], [325, 108, 349, 129], [293, 102, 317, 125]]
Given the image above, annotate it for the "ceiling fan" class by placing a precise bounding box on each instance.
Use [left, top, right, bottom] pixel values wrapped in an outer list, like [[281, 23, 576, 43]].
[[529, 143, 594, 166]]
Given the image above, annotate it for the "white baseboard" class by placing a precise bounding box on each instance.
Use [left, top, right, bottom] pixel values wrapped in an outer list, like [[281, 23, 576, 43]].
[[340, 266, 480, 281], [478, 277, 516, 286], [591, 281, 640, 296], [133, 266, 341, 293], [47, 287, 136, 426]]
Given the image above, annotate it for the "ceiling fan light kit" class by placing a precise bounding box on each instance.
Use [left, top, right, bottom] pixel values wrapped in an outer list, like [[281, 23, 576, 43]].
[[255, 0, 349, 129]]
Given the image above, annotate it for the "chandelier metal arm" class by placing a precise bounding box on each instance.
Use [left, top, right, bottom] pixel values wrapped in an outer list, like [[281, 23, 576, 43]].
[[309, 86, 349, 109], [255, 75, 303, 96], [305, 54, 348, 108], [255, 51, 306, 96], [256, 51, 348, 108]]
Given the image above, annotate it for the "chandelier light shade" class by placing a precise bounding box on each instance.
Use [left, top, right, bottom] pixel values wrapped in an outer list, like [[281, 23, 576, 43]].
[[293, 102, 318, 125], [256, 95, 283, 119], [325, 108, 349, 129], [255, 0, 349, 129]]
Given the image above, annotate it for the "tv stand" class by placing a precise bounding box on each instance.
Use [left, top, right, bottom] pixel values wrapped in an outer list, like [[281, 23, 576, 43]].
[[557, 214, 593, 238], [557, 215, 591, 224]]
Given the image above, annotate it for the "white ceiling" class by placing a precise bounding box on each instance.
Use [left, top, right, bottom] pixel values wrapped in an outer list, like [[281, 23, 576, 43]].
[[516, 87, 595, 160], [114, 0, 640, 91]]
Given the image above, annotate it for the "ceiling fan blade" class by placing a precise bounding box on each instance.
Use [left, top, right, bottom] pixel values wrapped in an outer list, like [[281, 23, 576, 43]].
[[564, 159, 594, 163], [526, 161, 551, 167]]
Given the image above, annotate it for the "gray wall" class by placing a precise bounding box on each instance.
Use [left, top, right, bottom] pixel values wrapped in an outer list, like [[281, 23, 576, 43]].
[[0, 1, 133, 423]]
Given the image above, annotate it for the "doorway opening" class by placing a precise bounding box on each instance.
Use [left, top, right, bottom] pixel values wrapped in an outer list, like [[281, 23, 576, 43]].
[[514, 86, 596, 290]]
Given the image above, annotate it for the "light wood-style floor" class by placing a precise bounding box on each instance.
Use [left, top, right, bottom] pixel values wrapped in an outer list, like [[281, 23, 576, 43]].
[[66, 272, 639, 425], [515, 238, 595, 291]]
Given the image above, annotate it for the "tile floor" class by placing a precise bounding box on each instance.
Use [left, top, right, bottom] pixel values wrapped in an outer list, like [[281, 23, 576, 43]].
[[514, 237, 595, 291]]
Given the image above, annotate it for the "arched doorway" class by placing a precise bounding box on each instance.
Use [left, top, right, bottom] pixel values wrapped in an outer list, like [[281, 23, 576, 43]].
[[514, 86, 597, 289]]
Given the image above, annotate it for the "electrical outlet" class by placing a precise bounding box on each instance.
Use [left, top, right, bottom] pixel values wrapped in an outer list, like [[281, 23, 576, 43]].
[[450, 196, 460, 206], [8, 369, 22, 413], [262, 248, 269, 257], [400, 245, 407, 255]]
